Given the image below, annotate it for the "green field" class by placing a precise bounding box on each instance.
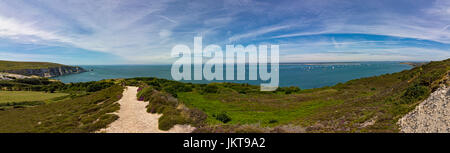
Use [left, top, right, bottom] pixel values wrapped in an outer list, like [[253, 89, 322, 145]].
[[178, 92, 344, 126], [0, 60, 66, 71], [0, 91, 68, 103]]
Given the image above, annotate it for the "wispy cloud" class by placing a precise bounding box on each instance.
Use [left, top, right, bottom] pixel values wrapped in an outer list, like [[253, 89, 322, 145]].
[[0, 16, 70, 43], [228, 25, 291, 42], [157, 15, 178, 24], [281, 48, 450, 62], [0, 0, 448, 64], [425, 0, 450, 17]]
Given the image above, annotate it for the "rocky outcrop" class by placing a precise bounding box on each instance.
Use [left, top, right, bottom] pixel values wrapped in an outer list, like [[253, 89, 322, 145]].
[[398, 85, 450, 133], [2, 66, 86, 78]]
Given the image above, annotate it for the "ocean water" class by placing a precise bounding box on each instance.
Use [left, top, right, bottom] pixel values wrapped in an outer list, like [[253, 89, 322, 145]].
[[52, 62, 412, 89]]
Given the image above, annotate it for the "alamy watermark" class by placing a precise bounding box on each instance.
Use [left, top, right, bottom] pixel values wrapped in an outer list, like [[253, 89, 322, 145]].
[[171, 37, 279, 91]]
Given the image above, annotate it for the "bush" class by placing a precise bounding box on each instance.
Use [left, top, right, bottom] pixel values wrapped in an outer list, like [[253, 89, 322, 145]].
[[62, 81, 114, 92], [86, 82, 114, 92], [147, 103, 169, 114], [159, 114, 187, 131], [147, 92, 178, 107], [276, 86, 301, 94], [418, 69, 446, 86], [158, 108, 187, 130], [136, 87, 155, 101], [268, 119, 278, 124], [202, 84, 219, 94], [162, 83, 192, 97], [213, 111, 232, 123], [14, 78, 51, 85], [187, 108, 208, 127], [124, 80, 139, 86], [400, 85, 430, 104]]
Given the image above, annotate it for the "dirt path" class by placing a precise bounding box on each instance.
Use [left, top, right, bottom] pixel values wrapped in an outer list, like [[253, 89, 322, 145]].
[[98, 86, 194, 133], [398, 85, 450, 133]]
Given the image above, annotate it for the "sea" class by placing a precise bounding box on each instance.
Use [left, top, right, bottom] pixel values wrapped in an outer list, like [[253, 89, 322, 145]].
[[52, 62, 412, 89]]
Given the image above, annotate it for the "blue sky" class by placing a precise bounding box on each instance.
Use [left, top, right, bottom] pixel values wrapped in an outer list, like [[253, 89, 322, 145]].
[[0, 0, 449, 65]]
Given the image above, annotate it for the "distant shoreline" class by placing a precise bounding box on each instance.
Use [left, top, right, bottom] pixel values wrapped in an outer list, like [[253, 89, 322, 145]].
[[52, 62, 413, 89], [399, 62, 427, 67], [75, 61, 427, 66]]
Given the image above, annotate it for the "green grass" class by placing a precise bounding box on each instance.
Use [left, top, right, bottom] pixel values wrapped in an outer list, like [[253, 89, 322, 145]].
[[0, 60, 67, 71], [0, 85, 123, 133], [178, 92, 344, 126], [0, 91, 68, 103]]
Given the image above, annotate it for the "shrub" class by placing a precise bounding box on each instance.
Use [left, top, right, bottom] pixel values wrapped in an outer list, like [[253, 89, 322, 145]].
[[237, 87, 249, 94], [202, 84, 219, 94], [161, 82, 193, 97], [187, 108, 208, 127], [418, 69, 446, 86], [87, 83, 109, 92], [148, 92, 178, 107], [268, 119, 278, 124], [125, 80, 139, 86], [400, 85, 430, 104], [159, 114, 187, 131], [136, 87, 155, 101], [158, 108, 187, 130], [14, 78, 51, 85], [213, 111, 232, 123], [62, 81, 114, 92], [147, 103, 169, 114], [276, 86, 301, 94]]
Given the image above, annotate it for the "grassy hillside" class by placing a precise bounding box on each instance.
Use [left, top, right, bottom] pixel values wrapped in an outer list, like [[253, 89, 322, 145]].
[[0, 85, 123, 133], [0, 60, 68, 71], [0, 77, 122, 133], [130, 59, 449, 133], [0, 78, 117, 110]]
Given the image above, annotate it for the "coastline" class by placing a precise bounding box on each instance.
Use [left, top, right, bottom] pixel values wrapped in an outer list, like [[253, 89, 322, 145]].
[[52, 62, 413, 89], [0, 58, 448, 133], [0, 60, 87, 78], [400, 62, 427, 67]]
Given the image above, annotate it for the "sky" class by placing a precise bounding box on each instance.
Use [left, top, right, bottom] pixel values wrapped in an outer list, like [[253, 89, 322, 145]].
[[0, 0, 449, 65]]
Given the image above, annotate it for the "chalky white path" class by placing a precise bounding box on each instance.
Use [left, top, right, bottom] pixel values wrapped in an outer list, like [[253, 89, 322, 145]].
[[98, 86, 194, 133], [399, 85, 450, 133]]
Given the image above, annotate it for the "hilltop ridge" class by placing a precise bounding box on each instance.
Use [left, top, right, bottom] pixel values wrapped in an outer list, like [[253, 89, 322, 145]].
[[0, 60, 86, 78]]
